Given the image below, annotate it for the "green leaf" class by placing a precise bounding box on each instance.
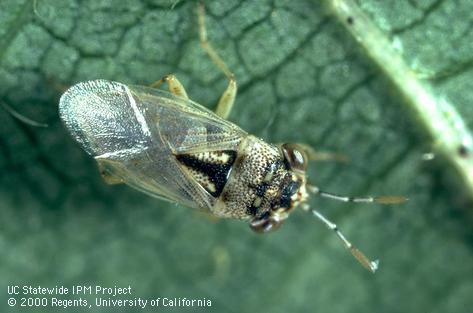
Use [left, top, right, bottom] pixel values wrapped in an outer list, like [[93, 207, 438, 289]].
[[1, 0, 472, 312]]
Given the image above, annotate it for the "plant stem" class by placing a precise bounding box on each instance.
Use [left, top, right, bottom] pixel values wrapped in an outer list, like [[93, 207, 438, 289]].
[[327, 0, 473, 199]]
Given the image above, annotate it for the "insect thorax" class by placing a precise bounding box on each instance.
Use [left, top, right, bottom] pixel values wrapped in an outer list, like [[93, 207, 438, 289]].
[[212, 135, 303, 220]]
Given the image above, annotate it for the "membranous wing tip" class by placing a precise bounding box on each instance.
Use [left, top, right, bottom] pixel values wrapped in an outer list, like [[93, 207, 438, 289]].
[[59, 80, 151, 157]]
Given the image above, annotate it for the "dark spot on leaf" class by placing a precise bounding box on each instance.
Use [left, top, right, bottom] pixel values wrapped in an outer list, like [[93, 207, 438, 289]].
[[458, 145, 469, 158]]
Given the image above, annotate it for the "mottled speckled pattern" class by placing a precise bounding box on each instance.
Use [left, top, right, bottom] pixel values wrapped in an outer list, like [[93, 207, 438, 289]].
[[215, 136, 295, 219]]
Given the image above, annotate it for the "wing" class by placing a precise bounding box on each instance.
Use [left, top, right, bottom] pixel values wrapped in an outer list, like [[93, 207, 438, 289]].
[[59, 79, 247, 211]]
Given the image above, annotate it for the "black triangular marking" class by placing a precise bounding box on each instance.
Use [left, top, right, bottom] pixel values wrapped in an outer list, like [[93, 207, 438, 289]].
[[175, 150, 237, 197]]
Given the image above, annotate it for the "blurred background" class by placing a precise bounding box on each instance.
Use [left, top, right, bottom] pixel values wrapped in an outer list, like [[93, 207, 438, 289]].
[[1, 0, 473, 312]]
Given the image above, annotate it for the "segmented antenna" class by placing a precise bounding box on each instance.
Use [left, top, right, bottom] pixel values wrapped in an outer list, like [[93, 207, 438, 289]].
[[304, 185, 407, 272], [307, 185, 408, 204], [306, 205, 379, 273]]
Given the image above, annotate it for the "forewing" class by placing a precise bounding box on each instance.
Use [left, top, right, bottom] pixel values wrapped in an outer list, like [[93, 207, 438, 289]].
[[59, 80, 246, 210]]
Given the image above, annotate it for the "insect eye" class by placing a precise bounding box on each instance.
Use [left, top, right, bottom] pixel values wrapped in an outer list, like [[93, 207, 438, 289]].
[[281, 143, 308, 172], [249, 214, 284, 233]]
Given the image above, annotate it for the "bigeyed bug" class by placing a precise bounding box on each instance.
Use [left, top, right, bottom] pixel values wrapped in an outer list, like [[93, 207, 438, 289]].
[[58, 4, 406, 272]]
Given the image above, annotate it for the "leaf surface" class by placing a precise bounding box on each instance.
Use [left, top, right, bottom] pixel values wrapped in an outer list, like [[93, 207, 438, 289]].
[[1, 1, 472, 312]]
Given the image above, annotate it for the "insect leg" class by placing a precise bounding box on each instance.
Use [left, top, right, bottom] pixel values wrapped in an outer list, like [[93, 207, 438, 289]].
[[198, 2, 237, 119], [149, 74, 189, 99]]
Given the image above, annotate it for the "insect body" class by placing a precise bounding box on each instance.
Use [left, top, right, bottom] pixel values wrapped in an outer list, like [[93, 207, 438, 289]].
[[59, 4, 406, 272], [59, 80, 308, 232]]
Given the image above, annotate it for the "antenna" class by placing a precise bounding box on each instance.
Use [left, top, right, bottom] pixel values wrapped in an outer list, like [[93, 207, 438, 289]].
[[1, 101, 48, 128], [303, 184, 407, 272], [307, 185, 407, 204]]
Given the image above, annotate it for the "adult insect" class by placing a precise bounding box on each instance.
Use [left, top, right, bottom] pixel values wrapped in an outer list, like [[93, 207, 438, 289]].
[[59, 4, 406, 272]]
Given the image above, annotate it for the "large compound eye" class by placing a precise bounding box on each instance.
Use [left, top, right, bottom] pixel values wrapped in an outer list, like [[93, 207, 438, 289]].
[[282, 143, 308, 173], [249, 214, 284, 233]]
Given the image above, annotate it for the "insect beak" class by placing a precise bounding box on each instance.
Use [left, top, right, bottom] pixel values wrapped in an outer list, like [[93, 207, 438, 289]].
[[249, 214, 284, 233]]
